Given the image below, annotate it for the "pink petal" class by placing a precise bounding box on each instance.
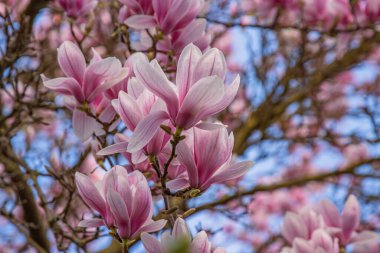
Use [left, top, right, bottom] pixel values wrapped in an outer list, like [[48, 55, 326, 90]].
[[136, 220, 167, 237], [293, 238, 314, 253], [88, 67, 129, 102], [127, 77, 146, 98], [72, 108, 104, 141], [106, 190, 129, 238], [127, 111, 169, 153], [90, 47, 102, 64], [141, 232, 162, 253], [134, 58, 179, 119], [172, 218, 191, 241], [201, 75, 240, 116], [206, 161, 252, 188], [131, 150, 147, 164], [43, 76, 84, 102], [176, 43, 202, 103], [317, 200, 341, 228], [57, 41, 86, 83], [176, 76, 225, 129], [117, 91, 143, 131], [130, 182, 152, 233], [195, 122, 227, 131], [83, 57, 123, 100], [166, 178, 189, 191], [125, 15, 156, 29], [281, 212, 308, 243], [78, 218, 104, 228], [177, 141, 199, 187], [192, 47, 227, 83], [191, 231, 211, 253], [173, 19, 207, 52], [75, 172, 106, 216], [98, 103, 117, 124], [341, 195, 360, 242], [311, 229, 334, 251]]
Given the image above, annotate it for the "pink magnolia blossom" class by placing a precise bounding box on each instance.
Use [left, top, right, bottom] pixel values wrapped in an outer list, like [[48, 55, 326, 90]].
[[43, 41, 128, 104], [365, 0, 380, 20], [316, 195, 360, 244], [281, 207, 325, 243], [57, 0, 97, 19], [128, 43, 240, 153], [75, 166, 166, 240], [141, 217, 225, 253], [281, 195, 379, 252], [177, 127, 252, 191], [121, 0, 209, 57], [123, 0, 204, 32], [282, 229, 339, 253]]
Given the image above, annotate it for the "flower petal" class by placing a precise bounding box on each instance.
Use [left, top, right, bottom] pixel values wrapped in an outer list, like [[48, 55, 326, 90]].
[[172, 218, 191, 241], [176, 76, 224, 129], [192, 47, 227, 83], [173, 19, 207, 52], [341, 195, 360, 242], [72, 108, 104, 141], [117, 91, 143, 131], [75, 172, 106, 216], [201, 75, 240, 116], [206, 161, 252, 188], [141, 232, 162, 253], [125, 15, 156, 29], [191, 231, 211, 253], [134, 59, 179, 118], [78, 218, 104, 228], [177, 141, 199, 188], [127, 111, 169, 153], [106, 190, 129, 238], [136, 220, 167, 238], [281, 212, 308, 243], [43, 76, 84, 102], [57, 41, 86, 83], [176, 43, 202, 103]]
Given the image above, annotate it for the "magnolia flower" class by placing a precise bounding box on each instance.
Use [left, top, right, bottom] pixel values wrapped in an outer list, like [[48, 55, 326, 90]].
[[141, 218, 225, 253], [281, 195, 380, 252], [128, 43, 240, 153], [316, 195, 360, 244], [43, 41, 128, 103], [75, 166, 166, 240], [97, 75, 171, 156], [124, 0, 204, 33], [57, 0, 97, 19], [281, 207, 325, 243], [176, 127, 252, 191], [283, 229, 339, 253]]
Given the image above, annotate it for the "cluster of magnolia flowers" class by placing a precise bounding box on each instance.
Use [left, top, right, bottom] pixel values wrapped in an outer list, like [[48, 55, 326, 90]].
[[280, 195, 380, 253], [43, 40, 252, 251]]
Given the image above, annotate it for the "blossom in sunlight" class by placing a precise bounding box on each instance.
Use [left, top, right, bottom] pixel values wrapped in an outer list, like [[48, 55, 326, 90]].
[[127, 43, 240, 153], [177, 127, 252, 191], [75, 166, 166, 240], [141, 217, 226, 253]]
